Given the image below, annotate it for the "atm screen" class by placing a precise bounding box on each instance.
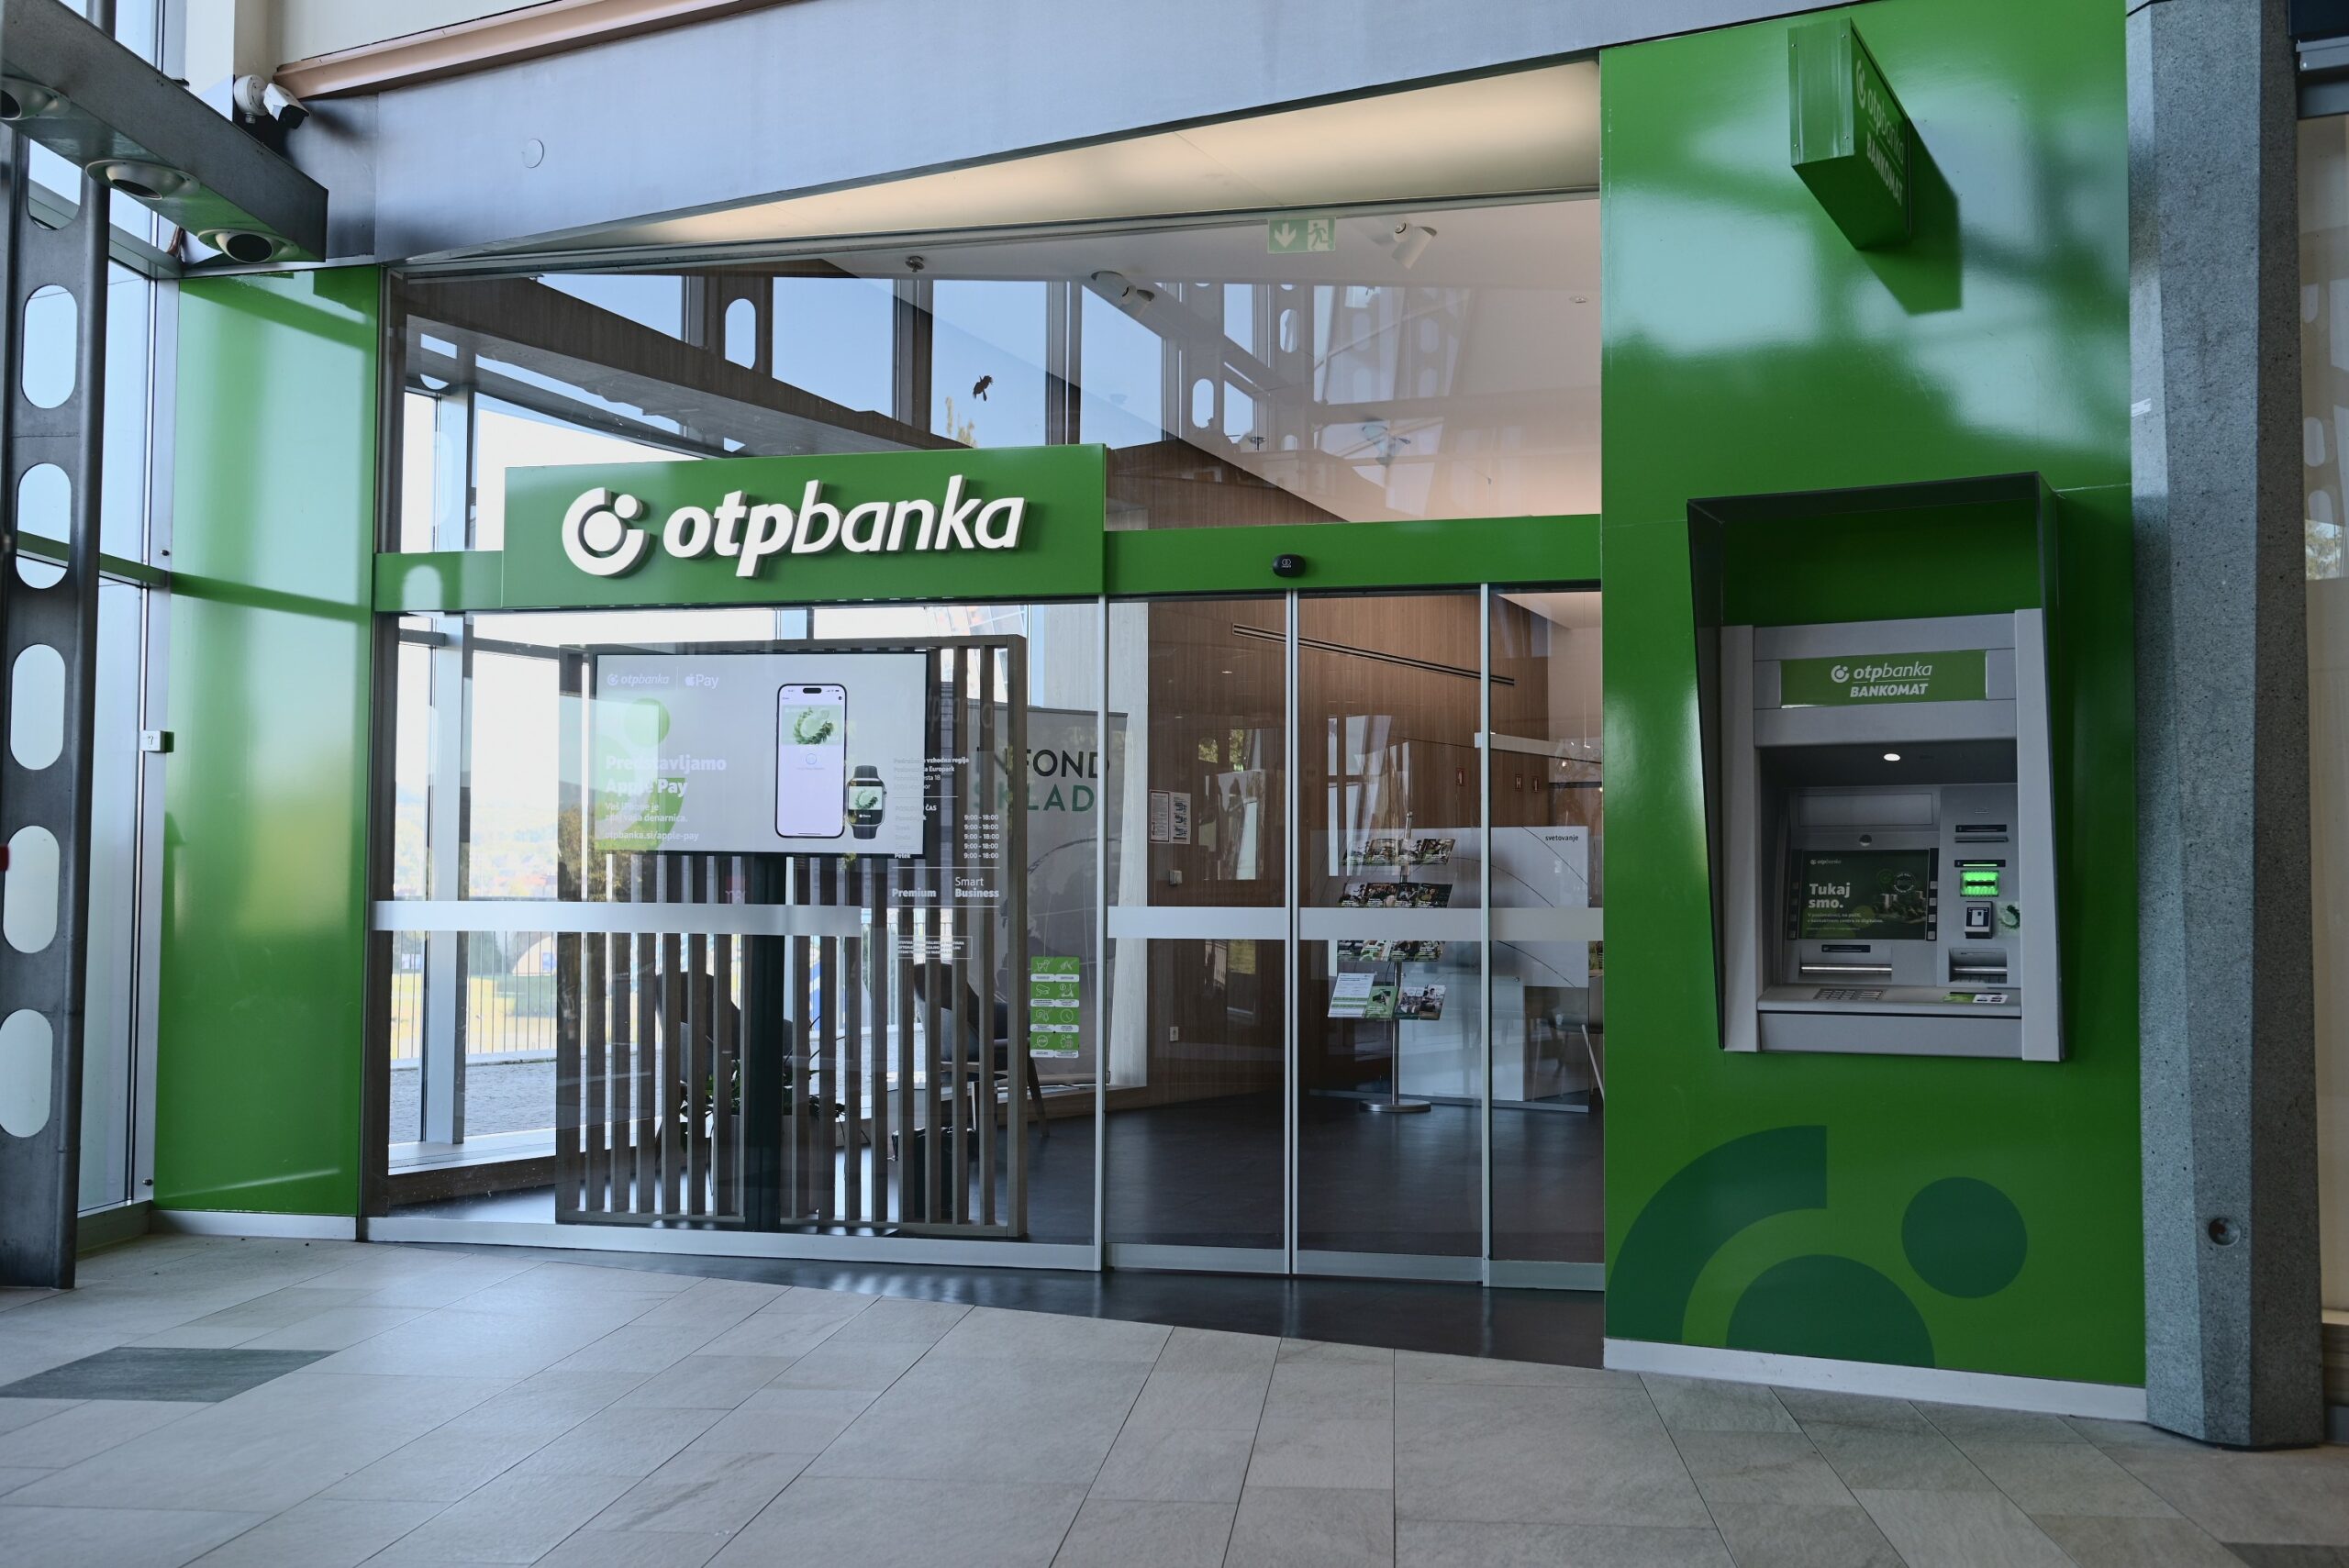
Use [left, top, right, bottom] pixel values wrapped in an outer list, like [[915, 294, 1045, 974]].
[[1795, 850, 1934, 941]]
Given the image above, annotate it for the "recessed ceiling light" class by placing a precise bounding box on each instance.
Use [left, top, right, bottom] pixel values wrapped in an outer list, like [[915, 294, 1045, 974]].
[[1883, 751, 1902, 762]]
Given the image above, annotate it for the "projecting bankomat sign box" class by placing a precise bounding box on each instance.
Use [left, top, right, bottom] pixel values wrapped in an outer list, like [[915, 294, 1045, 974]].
[[1717, 611, 2062, 1061]]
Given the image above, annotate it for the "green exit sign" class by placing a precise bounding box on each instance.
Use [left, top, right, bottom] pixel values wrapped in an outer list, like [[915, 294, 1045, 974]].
[[1267, 215, 1336, 254], [1788, 17, 1912, 250]]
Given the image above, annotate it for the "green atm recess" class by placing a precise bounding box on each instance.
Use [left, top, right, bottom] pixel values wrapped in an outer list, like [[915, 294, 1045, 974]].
[[1717, 611, 2062, 1061]]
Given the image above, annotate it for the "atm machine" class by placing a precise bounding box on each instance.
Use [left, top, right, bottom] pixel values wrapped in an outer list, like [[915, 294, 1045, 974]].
[[1717, 611, 2061, 1061]]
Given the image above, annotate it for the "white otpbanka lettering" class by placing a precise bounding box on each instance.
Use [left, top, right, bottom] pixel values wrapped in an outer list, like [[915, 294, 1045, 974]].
[[558, 477, 1029, 579]]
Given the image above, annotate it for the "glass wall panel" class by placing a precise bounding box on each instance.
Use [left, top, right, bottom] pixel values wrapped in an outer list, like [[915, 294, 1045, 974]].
[[2299, 113, 2349, 1314], [78, 582, 146, 1209], [1296, 591, 1486, 1259], [774, 276, 896, 416], [930, 280, 1049, 448], [1488, 588, 1604, 1263]]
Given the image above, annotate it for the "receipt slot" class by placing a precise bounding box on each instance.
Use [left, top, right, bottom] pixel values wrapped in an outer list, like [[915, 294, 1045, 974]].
[[1718, 611, 2062, 1061]]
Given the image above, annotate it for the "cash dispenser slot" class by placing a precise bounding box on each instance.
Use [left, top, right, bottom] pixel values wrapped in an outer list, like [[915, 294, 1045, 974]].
[[1948, 951, 2009, 983]]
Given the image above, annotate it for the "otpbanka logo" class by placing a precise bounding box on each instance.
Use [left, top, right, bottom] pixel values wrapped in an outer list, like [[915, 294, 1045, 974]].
[[562, 478, 1028, 579], [1839, 657, 1935, 699]]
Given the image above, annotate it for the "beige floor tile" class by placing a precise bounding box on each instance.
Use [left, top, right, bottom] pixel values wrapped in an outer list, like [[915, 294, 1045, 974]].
[[586, 1446, 814, 1535], [2033, 1513, 2260, 1566], [362, 1472, 636, 1564], [1967, 1438, 2180, 1518], [2111, 1446, 2349, 1544], [534, 1531, 724, 1568], [1395, 1518, 1734, 1566], [1396, 1383, 1707, 1528], [692, 1386, 874, 1453], [1244, 1413, 1394, 1490], [1702, 1501, 1902, 1568], [515, 1403, 725, 1477], [1807, 1420, 1997, 1492], [1090, 1424, 1258, 1503], [617, 1354, 794, 1409], [1051, 1497, 1233, 1567], [1226, 1485, 1395, 1567], [183, 1496, 443, 1567], [1670, 1429, 1854, 1507], [712, 1475, 1088, 1567], [1854, 1486, 2074, 1568], [0, 1503, 266, 1568], [0, 1396, 202, 1468], [1396, 1351, 1634, 1389], [1644, 1375, 1800, 1433]]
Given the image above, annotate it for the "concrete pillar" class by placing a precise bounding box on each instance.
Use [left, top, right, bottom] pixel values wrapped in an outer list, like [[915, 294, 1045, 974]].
[[2130, 0, 2325, 1447]]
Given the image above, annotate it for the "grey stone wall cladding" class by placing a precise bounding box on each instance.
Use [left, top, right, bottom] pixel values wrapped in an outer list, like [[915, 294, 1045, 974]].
[[2129, 0, 2325, 1447]]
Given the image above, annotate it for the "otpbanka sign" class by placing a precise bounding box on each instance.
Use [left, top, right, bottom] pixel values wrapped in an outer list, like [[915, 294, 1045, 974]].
[[503, 446, 1107, 606], [1779, 649, 1989, 707], [1787, 17, 1913, 251], [563, 476, 1030, 578]]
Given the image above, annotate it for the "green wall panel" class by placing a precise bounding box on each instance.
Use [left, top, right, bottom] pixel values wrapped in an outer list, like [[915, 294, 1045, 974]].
[[154, 268, 380, 1215], [1599, 0, 2141, 1385]]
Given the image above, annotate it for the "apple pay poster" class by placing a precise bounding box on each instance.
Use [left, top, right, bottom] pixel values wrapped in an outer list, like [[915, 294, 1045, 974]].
[[593, 651, 930, 857]]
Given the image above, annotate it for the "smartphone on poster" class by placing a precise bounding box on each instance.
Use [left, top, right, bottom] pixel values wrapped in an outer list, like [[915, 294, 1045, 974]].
[[775, 683, 848, 838]]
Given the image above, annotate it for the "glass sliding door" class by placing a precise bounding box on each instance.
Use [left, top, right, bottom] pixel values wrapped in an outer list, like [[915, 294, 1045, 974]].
[[1104, 597, 1290, 1263], [1100, 584, 1602, 1284], [1296, 592, 1486, 1272]]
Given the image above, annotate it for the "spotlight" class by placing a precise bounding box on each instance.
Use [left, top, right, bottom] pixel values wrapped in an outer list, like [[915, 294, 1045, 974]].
[[1883, 751, 1902, 762], [196, 228, 291, 264], [0, 76, 64, 121], [91, 160, 191, 201]]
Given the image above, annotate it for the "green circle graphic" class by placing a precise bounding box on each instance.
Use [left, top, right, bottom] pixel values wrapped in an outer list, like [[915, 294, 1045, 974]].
[[1902, 1177, 2027, 1298], [1727, 1255, 1934, 1368]]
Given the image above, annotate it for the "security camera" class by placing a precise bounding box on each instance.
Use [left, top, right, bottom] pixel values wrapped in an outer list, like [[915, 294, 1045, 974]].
[[232, 74, 309, 130]]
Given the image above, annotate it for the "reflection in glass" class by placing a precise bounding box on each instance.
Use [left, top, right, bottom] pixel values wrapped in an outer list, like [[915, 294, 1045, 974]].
[[1297, 593, 1485, 1257], [80, 584, 146, 1207], [775, 276, 896, 415], [1104, 599, 1288, 1251], [931, 280, 1047, 448], [1489, 589, 1604, 1263]]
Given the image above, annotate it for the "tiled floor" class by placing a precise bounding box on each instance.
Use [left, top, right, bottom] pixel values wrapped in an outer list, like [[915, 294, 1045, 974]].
[[0, 1236, 2339, 1567]]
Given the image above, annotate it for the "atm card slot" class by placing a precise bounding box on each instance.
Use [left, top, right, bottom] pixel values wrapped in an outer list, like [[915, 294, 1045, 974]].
[[1799, 962, 1894, 978]]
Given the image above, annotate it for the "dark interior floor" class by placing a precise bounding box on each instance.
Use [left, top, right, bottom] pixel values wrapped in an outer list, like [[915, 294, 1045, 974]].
[[381, 1232, 1603, 1367], [396, 1094, 1600, 1259], [390, 1093, 1604, 1364]]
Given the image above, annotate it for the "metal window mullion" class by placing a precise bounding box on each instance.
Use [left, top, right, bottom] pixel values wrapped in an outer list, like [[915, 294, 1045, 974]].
[[419, 619, 469, 1145], [1283, 589, 1300, 1274], [1479, 584, 1495, 1278], [1092, 595, 1108, 1270]]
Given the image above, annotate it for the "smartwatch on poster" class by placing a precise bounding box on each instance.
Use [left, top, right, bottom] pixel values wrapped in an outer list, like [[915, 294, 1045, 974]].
[[849, 764, 886, 841]]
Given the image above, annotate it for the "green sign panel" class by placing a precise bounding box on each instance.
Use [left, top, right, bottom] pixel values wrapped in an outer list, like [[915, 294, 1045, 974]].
[[1779, 649, 1988, 707], [1788, 17, 1912, 250], [502, 445, 1107, 608], [1030, 956, 1081, 1059], [1267, 215, 1337, 254]]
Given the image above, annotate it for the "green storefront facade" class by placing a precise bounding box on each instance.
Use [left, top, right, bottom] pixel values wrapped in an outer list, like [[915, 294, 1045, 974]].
[[142, 0, 2152, 1407]]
